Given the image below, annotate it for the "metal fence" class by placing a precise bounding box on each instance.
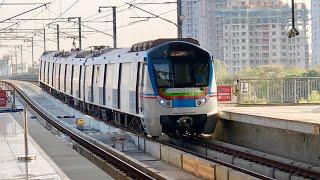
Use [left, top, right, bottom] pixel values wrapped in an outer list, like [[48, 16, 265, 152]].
[[238, 78, 320, 104]]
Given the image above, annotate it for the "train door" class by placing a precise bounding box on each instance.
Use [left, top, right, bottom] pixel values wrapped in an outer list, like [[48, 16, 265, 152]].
[[111, 63, 120, 109], [84, 65, 93, 102], [93, 65, 100, 104], [120, 63, 132, 112]]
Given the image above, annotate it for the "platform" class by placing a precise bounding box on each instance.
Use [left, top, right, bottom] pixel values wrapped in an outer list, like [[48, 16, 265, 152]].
[[0, 111, 113, 180], [219, 105, 320, 135], [0, 113, 67, 179]]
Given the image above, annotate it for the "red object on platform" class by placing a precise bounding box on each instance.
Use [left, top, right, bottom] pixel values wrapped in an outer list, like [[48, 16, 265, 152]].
[[217, 86, 232, 102], [0, 89, 7, 107]]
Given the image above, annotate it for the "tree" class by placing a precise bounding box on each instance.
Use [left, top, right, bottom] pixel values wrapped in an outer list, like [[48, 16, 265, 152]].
[[214, 59, 229, 85]]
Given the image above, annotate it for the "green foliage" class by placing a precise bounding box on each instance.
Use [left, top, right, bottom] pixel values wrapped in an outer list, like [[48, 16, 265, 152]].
[[307, 90, 320, 103], [214, 59, 229, 85], [216, 65, 320, 85]]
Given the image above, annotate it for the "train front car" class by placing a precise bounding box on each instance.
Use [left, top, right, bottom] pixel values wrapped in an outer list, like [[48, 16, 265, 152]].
[[143, 40, 218, 137]]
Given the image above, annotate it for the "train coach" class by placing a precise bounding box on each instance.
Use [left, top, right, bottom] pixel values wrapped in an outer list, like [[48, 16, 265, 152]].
[[39, 38, 218, 137]]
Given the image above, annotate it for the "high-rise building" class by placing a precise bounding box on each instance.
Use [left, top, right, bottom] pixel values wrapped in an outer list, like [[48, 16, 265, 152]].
[[0, 55, 11, 76], [181, 0, 310, 74], [312, 0, 320, 66]]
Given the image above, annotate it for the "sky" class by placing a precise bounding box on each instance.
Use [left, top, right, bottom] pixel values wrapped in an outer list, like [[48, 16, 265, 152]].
[[0, 0, 178, 66], [0, 0, 312, 67]]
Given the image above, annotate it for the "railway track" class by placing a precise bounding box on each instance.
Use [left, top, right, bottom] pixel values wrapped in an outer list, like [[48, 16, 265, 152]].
[[2, 80, 155, 180], [172, 138, 320, 180], [6, 80, 320, 180]]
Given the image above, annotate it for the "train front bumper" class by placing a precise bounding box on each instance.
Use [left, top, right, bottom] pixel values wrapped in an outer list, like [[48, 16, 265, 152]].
[[160, 113, 218, 136]]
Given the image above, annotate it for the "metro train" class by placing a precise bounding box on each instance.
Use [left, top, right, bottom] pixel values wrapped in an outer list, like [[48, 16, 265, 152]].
[[39, 38, 218, 137]]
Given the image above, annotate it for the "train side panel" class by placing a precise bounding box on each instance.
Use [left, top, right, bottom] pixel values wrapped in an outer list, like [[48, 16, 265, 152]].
[[65, 64, 72, 95], [92, 65, 101, 104], [84, 65, 93, 103]]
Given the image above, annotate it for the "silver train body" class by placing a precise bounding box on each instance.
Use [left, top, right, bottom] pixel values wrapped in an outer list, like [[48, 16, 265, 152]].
[[39, 39, 218, 137]]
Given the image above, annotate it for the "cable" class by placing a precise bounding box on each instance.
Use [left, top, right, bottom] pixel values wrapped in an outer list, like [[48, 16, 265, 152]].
[[0, 0, 5, 9], [59, 0, 79, 17]]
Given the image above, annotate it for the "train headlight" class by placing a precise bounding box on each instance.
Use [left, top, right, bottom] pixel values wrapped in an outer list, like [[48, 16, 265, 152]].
[[157, 97, 172, 108], [196, 97, 208, 107]]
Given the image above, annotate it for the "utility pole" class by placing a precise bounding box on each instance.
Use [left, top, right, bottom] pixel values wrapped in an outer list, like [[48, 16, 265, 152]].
[[10, 54, 12, 75], [43, 28, 46, 51], [78, 17, 82, 50], [98, 6, 117, 48], [177, 0, 182, 38], [112, 7, 117, 48], [31, 37, 34, 70], [20, 45, 23, 73], [14, 47, 17, 74], [57, 24, 60, 51]]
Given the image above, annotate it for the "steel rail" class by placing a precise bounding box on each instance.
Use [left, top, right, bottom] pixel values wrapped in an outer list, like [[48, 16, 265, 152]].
[[187, 138, 320, 180], [2, 80, 154, 180]]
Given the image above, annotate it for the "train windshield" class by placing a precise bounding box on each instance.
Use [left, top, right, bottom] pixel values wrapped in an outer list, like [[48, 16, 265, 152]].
[[153, 59, 209, 88]]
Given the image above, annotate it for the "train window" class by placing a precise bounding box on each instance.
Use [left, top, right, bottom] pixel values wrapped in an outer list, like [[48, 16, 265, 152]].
[[153, 59, 209, 88]]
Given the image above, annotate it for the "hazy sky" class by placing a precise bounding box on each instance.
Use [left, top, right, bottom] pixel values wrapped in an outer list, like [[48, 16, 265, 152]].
[[0, 0, 312, 66]]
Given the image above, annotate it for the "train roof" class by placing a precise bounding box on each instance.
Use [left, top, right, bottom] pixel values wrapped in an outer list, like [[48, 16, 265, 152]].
[[130, 38, 199, 52], [40, 38, 202, 65]]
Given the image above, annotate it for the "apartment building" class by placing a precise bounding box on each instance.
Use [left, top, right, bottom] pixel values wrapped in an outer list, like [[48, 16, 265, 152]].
[[181, 0, 310, 73], [312, 0, 320, 66]]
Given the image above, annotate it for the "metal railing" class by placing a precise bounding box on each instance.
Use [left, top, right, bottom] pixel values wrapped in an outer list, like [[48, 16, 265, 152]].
[[238, 77, 320, 104]]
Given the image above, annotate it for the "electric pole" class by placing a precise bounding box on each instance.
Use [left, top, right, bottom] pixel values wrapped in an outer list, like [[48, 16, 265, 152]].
[[20, 45, 23, 73], [177, 0, 182, 38], [112, 7, 117, 48], [14, 47, 17, 74], [78, 17, 82, 50], [31, 37, 34, 70], [57, 24, 60, 51], [43, 28, 46, 51], [98, 6, 117, 48]]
